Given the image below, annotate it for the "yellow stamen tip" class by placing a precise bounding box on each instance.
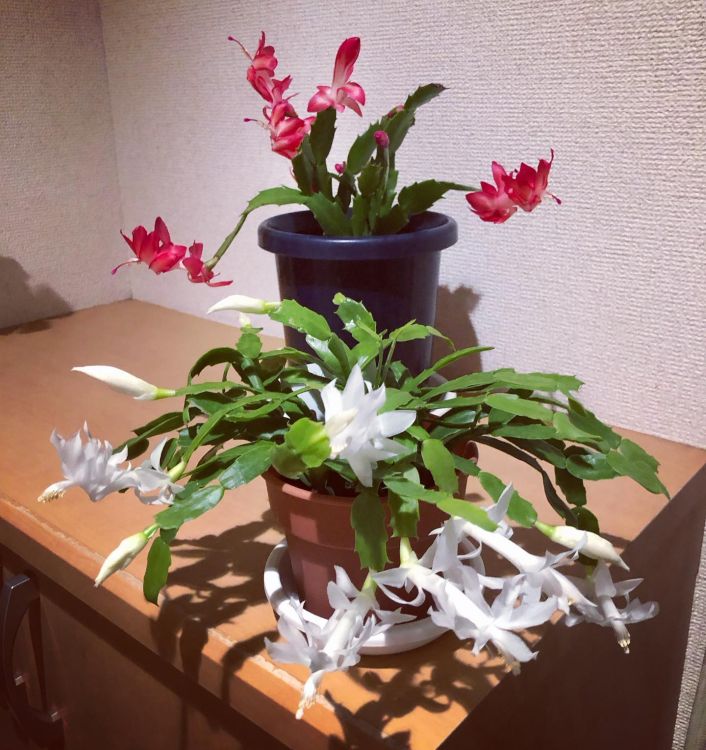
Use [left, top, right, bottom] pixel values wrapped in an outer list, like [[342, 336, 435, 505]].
[[38, 489, 64, 503]]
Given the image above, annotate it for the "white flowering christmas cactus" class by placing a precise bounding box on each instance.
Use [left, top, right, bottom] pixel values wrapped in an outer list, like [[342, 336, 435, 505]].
[[40, 294, 666, 718]]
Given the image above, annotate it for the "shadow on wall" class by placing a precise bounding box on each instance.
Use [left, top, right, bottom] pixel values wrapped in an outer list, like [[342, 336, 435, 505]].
[[0, 256, 72, 333], [432, 284, 483, 375]]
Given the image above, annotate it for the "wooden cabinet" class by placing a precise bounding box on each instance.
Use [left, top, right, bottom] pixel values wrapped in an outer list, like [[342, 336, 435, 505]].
[[1, 301, 704, 749], [0, 547, 284, 749]]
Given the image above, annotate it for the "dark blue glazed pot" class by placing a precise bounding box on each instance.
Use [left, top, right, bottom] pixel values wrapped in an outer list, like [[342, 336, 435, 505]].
[[258, 210, 457, 374]]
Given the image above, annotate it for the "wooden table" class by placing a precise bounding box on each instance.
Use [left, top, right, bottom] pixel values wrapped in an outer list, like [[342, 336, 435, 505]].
[[0, 300, 703, 749]]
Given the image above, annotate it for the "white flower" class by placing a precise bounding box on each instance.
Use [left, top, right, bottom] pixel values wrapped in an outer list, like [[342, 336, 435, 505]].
[[38, 424, 139, 502], [132, 439, 183, 505], [326, 566, 414, 627], [321, 364, 416, 486], [39, 427, 180, 506], [94, 529, 152, 586], [266, 604, 368, 719], [535, 521, 629, 570], [207, 294, 278, 315], [265, 569, 396, 719], [430, 390, 458, 417], [453, 517, 594, 613], [374, 553, 556, 671], [430, 569, 558, 670], [565, 561, 658, 653], [72, 365, 174, 400]]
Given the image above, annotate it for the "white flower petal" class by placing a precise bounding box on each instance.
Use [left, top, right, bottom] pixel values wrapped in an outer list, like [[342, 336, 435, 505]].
[[341, 364, 365, 407], [346, 451, 373, 487], [430, 391, 457, 417], [377, 410, 416, 438], [321, 380, 343, 419], [487, 483, 514, 524]]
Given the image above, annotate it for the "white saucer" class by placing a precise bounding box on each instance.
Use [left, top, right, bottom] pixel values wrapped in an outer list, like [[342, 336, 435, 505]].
[[263, 540, 446, 655]]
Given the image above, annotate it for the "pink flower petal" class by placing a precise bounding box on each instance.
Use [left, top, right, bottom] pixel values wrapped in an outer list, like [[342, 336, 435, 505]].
[[341, 81, 365, 105], [340, 95, 362, 116], [307, 87, 336, 113], [154, 216, 170, 245], [332, 37, 360, 88]]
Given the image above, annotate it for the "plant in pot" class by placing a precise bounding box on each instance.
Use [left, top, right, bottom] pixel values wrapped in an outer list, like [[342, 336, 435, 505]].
[[40, 293, 665, 719], [112, 33, 560, 373]]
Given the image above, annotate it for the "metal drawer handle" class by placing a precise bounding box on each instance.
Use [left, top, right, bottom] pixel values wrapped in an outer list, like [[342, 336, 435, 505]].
[[0, 573, 63, 745]]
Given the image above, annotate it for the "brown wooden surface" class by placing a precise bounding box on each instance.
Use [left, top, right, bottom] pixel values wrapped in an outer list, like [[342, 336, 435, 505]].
[[0, 300, 704, 749]]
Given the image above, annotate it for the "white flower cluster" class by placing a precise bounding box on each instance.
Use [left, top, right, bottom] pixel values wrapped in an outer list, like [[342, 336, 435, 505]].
[[268, 485, 658, 718], [38, 424, 180, 506], [266, 567, 412, 718]]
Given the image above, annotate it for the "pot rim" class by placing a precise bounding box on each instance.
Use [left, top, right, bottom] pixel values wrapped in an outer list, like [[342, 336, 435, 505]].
[[263, 468, 357, 508], [257, 209, 458, 261]]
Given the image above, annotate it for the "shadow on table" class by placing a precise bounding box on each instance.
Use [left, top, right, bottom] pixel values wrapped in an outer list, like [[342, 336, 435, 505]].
[[149, 512, 278, 680], [148, 510, 286, 749], [326, 637, 505, 749], [0, 256, 73, 334]]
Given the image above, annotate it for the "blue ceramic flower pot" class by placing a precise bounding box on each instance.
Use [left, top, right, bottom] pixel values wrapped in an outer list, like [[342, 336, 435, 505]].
[[258, 210, 458, 374]]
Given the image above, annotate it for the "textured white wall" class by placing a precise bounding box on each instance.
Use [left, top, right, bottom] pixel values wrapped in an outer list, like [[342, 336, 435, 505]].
[[5, 0, 705, 446], [0, 0, 129, 328], [99, 0, 706, 447]]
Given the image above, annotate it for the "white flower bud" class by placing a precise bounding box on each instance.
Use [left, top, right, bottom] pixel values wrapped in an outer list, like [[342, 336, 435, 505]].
[[535, 521, 629, 570], [94, 529, 152, 587], [207, 294, 278, 315], [73, 366, 174, 400]]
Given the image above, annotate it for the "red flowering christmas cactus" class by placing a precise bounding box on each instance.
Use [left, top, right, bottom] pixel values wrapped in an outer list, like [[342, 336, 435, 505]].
[[115, 33, 559, 285]]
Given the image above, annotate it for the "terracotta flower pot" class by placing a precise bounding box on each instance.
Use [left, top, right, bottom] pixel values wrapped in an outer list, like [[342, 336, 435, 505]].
[[263, 441, 478, 619], [263, 471, 446, 618]]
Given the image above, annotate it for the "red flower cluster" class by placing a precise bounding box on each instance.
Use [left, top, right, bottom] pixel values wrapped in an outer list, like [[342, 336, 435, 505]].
[[231, 34, 367, 158], [466, 151, 561, 223], [113, 218, 231, 286], [230, 32, 314, 159]]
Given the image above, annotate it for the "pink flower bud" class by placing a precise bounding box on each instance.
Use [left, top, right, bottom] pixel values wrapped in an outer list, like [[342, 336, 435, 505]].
[[374, 130, 389, 148], [334, 162, 346, 174]]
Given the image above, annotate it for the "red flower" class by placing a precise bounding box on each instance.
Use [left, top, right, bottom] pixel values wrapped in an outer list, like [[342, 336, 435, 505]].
[[232, 32, 313, 160], [466, 151, 560, 223], [266, 102, 314, 159], [113, 217, 187, 274], [504, 150, 561, 212], [465, 163, 518, 224], [307, 37, 366, 116], [182, 243, 232, 287], [229, 32, 278, 102]]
